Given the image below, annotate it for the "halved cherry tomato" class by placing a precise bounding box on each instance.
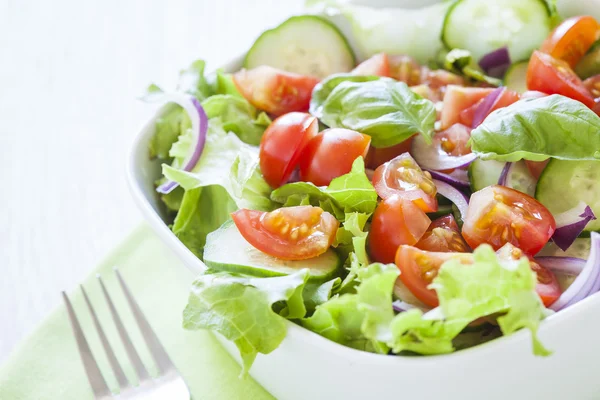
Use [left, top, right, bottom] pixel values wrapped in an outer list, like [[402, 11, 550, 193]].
[[395, 245, 473, 307], [525, 160, 550, 180], [423, 69, 466, 90], [435, 123, 472, 157], [352, 53, 391, 77], [497, 243, 561, 307], [462, 185, 556, 255], [584, 74, 600, 98], [365, 136, 415, 170], [233, 66, 320, 116], [540, 16, 600, 67], [459, 87, 520, 128], [526, 51, 595, 108], [388, 55, 423, 85], [231, 206, 339, 260], [440, 86, 495, 130], [415, 214, 470, 253], [259, 112, 318, 188], [409, 84, 443, 103], [372, 153, 438, 212], [368, 196, 431, 264], [299, 128, 371, 186]]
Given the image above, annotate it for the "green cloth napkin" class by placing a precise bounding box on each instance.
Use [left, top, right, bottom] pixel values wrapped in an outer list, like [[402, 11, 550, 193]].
[[0, 224, 274, 400]]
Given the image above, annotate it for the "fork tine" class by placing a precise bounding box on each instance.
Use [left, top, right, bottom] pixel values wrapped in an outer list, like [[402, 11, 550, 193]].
[[97, 275, 150, 382], [62, 291, 112, 398], [81, 285, 130, 390], [115, 268, 175, 375]]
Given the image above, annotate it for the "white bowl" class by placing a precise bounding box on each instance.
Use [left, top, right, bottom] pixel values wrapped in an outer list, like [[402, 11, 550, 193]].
[[127, 12, 600, 400]]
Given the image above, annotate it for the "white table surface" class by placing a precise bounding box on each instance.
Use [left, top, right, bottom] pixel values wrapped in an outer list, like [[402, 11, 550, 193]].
[[0, 0, 303, 362]]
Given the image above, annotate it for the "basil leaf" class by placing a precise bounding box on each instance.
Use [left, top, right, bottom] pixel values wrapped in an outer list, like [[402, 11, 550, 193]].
[[310, 73, 385, 118], [470, 95, 600, 161], [320, 80, 436, 147]]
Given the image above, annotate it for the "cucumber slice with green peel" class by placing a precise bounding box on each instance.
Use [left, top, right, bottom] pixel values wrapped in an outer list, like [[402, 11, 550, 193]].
[[536, 160, 600, 232], [468, 159, 505, 192], [244, 15, 355, 79], [503, 161, 537, 197], [504, 61, 529, 93], [575, 43, 600, 80], [203, 220, 342, 282], [442, 0, 553, 62]]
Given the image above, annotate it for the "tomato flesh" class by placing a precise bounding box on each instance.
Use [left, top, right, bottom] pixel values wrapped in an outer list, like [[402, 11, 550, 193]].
[[372, 153, 438, 212], [233, 66, 320, 116], [440, 86, 495, 130], [459, 88, 520, 128], [415, 214, 470, 253], [365, 136, 415, 170], [497, 243, 562, 307], [299, 128, 371, 187], [462, 185, 556, 255], [231, 206, 339, 260], [434, 123, 472, 158], [352, 53, 391, 77], [395, 245, 473, 307], [368, 196, 431, 264], [525, 160, 550, 180], [526, 51, 595, 108], [388, 55, 423, 86], [259, 112, 318, 188], [540, 16, 600, 67]]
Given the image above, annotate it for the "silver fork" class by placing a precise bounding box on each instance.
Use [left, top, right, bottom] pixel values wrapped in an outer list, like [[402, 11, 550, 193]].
[[62, 268, 190, 399]]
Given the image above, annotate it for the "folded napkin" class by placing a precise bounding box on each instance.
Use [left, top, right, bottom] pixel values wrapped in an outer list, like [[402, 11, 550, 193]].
[[0, 224, 274, 400]]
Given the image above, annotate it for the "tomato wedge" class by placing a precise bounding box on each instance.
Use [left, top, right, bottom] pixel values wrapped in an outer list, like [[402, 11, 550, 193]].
[[526, 51, 595, 108], [584, 74, 600, 98], [440, 86, 495, 130], [231, 206, 339, 260], [540, 16, 600, 67], [388, 55, 423, 86], [525, 160, 550, 180], [299, 128, 371, 186], [372, 153, 438, 212], [415, 215, 470, 253], [395, 245, 473, 307], [497, 243, 561, 307], [365, 136, 415, 170], [368, 196, 431, 264], [352, 53, 391, 77], [233, 66, 320, 116], [462, 185, 556, 256], [259, 112, 318, 188], [459, 87, 520, 128]]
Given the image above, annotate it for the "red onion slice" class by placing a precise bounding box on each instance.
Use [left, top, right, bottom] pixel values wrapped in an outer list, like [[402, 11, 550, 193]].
[[497, 161, 511, 186], [478, 47, 511, 78], [433, 179, 469, 221], [472, 87, 505, 128], [156, 94, 208, 194], [550, 232, 600, 311], [425, 169, 470, 190], [552, 202, 597, 251], [412, 134, 477, 171], [535, 256, 586, 276]]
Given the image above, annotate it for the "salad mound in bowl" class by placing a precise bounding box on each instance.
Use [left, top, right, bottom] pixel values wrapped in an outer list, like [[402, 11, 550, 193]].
[[143, 0, 600, 377]]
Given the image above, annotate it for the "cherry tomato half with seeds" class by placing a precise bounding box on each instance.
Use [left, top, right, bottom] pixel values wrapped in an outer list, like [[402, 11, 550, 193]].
[[540, 16, 600, 67], [365, 136, 415, 170], [415, 214, 470, 253], [231, 206, 339, 260]]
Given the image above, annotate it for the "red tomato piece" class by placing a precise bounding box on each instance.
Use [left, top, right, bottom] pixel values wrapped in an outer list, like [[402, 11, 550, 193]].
[[352, 53, 391, 77], [372, 153, 438, 212], [368, 196, 431, 264], [459, 88, 520, 128], [365, 136, 415, 170], [440, 85, 495, 130], [526, 51, 595, 108], [299, 128, 371, 187], [415, 214, 470, 253], [259, 112, 318, 188], [462, 185, 556, 256], [540, 16, 600, 67], [388, 55, 424, 86], [583, 74, 600, 98], [395, 245, 473, 307], [435, 123, 472, 157], [233, 66, 320, 116], [525, 160, 550, 180], [231, 206, 339, 260]]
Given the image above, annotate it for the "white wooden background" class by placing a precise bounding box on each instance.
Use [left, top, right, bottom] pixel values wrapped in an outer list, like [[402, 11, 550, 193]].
[[0, 0, 303, 362], [1, 0, 598, 363]]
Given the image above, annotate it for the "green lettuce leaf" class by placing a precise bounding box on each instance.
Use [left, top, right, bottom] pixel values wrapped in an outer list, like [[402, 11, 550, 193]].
[[303, 277, 342, 315], [177, 59, 214, 101], [149, 105, 191, 160], [320, 79, 436, 147], [470, 95, 600, 161], [215, 71, 243, 97], [271, 157, 377, 217], [183, 269, 310, 375], [387, 245, 550, 356]]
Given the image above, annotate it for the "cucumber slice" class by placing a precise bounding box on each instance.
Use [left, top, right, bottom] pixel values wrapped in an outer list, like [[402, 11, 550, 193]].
[[244, 15, 355, 79], [468, 159, 505, 192], [442, 0, 552, 62], [575, 43, 600, 80], [504, 61, 529, 93], [203, 220, 342, 282], [504, 161, 537, 197], [536, 160, 600, 232]]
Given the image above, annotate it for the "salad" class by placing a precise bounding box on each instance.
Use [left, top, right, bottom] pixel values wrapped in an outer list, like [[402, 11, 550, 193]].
[[146, 0, 600, 375]]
